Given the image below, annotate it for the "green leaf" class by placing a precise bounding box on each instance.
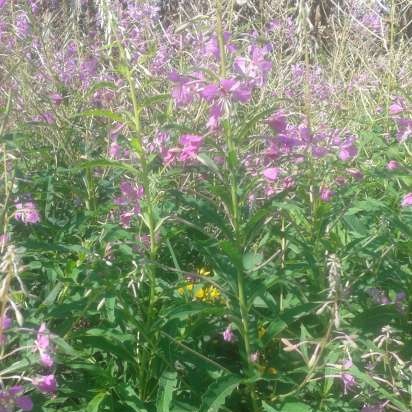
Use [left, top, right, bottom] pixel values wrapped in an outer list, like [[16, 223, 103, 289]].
[[156, 371, 177, 412], [243, 252, 263, 272], [73, 159, 139, 176], [141, 93, 170, 108], [274, 401, 313, 412], [199, 374, 242, 412], [116, 385, 148, 412], [74, 108, 125, 123], [86, 392, 107, 412]]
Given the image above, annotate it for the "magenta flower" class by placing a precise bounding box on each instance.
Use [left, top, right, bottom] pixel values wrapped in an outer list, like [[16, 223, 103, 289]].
[[267, 110, 288, 134], [396, 118, 412, 142], [401, 193, 412, 207], [263, 167, 280, 181], [222, 326, 235, 342], [14, 202, 41, 224], [386, 160, 399, 170], [179, 134, 203, 163], [0, 386, 33, 411], [320, 187, 334, 202], [339, 139, 358, 161], [35, 323, 54, 368], [32, 375, 57, 394], [49, 93, 63, 106]]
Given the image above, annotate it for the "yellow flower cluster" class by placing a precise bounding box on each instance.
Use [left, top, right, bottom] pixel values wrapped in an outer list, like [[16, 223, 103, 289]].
[[178, 267, 221, 302]]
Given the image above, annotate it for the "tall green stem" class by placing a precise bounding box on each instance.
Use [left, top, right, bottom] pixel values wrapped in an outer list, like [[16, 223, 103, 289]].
[[119, 43, 158, 400], [215, 3, 258, 410]]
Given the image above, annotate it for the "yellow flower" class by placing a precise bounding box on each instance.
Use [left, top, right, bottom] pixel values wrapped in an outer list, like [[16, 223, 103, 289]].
[[194, 287, 206, 300], [207, 286, 220, 301], [178, 283, 193, 296], [197, 267, 211, 277], [258, 325, 267, 339]]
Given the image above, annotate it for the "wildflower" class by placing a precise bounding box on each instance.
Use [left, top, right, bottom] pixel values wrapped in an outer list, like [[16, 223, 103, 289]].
[[267, 110, 288, 134], [401, 193, 412, 207], [14, 202, 41, 224], [341, 371, 356, 394], [223, 325, 235, 342], [179, 135, 203, 163], [32, 375, 57, 394], [262, 167, 280, 181], [250, 352, 260, 363], [35, 323, 54, 368], [0, 386, 33, 411], [320, 187, 334, 202], [0, 0, 6, 9], [339, 139, 358, 161], [386, 160, 399, 170], [347, 168, 363, 180], [396, 118, 412, 143], [49, 93, 63, 106]]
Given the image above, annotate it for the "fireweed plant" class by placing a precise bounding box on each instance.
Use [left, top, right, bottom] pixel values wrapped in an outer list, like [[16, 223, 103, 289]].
[[0, 0, 411, 411]]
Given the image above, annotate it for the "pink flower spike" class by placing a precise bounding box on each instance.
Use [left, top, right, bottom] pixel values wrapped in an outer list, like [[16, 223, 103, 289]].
[[401, 193, 412, 208], [33, 374, 57, 394], [267, 110, 288, 134], [386, 160, 399, 170], [320, 187, 334, 202], [223, 326, 235, 342], [36, 323, 50, 350], [263, 167, 280, 181], [15, 395, 33, 411], [40, 352, 54, 368]]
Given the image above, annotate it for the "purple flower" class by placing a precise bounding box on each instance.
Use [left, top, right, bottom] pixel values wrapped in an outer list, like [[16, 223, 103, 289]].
[[0, 0, 6, 9], [16, 13, 30, 38], [2, 314, 12, 330], [320, 187, 334, 202], [49, 93, 63, 106], [396, 118, 412, 142], [263, 167, 280, 181], [179, 134, 203, 162], [222, 325, 235, 342], [339, 139, 358, 161], [35, 323, 54, 368], [267, 110, 288, 134], [32, 375, 57, 394], [386, 160, 400, 170], [0, 386, 33, 411], [14, 202, 41, 224], [401, 193, 412, 207], [341, 372, 356, 394]]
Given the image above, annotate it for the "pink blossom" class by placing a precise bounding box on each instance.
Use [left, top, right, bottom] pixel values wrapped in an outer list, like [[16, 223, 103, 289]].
[[263, 167, 280, 181], [223, 326, 235, 342], [401, 193, 412, 207], [15, 202, 41, 224], [267, 110, 288, 134], [386, 160, 399, 170], [320, 187, 334, 202], [396, 118, 412, 142], [0, 386, 33, 411], [32, 375, 57, 394], [49, 93, 63, 106]]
